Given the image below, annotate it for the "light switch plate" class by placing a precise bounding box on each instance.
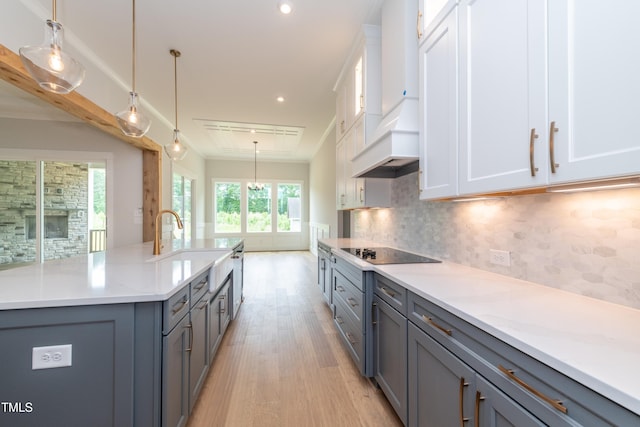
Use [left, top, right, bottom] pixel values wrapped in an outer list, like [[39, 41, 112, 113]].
[[32, 344, 72, 370]]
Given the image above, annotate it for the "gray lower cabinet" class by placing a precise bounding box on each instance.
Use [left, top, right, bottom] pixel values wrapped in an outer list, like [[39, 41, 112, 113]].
[[189, 291, 211, 413], [209, 277, 231, 362], [161, 269, 210, 427], [331, 255, 373, 376], [317, 242, 332, 306], [0, 304, 135, 427], [407, 290, 640, 426], [162, 313, 190, 427], [373, 294, 408, 425]]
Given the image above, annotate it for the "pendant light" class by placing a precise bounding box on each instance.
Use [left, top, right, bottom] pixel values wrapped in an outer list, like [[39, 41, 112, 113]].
[[19, 0, 85, 94], [115, 0, 151, 138], [248, 141, 265, 191], [164, 49, 188, 161]]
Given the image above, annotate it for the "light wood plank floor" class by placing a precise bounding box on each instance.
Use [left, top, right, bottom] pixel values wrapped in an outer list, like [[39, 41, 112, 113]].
[[187, 251, 403, 427]]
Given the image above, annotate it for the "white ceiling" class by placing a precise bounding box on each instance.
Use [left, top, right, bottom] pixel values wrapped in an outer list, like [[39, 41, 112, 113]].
[[1, 0, 384, 162]]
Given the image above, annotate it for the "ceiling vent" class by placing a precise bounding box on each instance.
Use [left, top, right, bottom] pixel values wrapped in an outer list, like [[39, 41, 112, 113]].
[[193, 119, 305, 159]]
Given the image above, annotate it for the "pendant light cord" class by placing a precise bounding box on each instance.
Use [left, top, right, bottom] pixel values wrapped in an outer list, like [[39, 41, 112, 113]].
[[131, 0, 137, 92], [52, 0, 56, 21], [171, 49, 180, 130]]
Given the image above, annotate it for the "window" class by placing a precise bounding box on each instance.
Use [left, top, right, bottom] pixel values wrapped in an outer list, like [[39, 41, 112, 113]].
[[173, 173, 193, 240], [213, 179, 303, 235], [247, 184, 271, 233], [215, 182, 241, 233], [277, 183, 301, 232]]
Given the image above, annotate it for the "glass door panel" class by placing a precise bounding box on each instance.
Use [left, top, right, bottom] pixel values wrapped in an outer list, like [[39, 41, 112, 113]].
[[0, 160, 37, 269]]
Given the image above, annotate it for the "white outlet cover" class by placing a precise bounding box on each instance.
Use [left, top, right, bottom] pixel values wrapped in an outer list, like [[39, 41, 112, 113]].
[[32, 344, 72, 370]]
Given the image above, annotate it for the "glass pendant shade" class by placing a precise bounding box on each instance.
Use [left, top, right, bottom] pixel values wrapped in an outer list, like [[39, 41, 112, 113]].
[[164, 130, 188, 161], [19, 20, 85, 94], [116, 92, 151, 137]]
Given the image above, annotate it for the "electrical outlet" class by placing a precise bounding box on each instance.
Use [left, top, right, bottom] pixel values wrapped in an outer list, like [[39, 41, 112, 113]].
[[32, 344, 72, 370], [489, 249, 511, 267]]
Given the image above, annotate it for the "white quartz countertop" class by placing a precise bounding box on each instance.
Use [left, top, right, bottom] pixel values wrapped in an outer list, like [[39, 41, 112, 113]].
[[0, 238, 242, 310], [320, 238, 640, 417]]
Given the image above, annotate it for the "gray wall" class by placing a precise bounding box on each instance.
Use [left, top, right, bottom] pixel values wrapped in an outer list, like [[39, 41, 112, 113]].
[[353, 171, 640, 310]]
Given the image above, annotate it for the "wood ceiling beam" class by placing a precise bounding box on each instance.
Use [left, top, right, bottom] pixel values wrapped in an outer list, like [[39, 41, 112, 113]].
[[0, 44, 160, 152], [0, 44, 161, 242]]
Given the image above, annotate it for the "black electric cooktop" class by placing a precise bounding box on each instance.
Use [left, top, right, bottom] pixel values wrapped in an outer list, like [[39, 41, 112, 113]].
[[341, 247, 441, 265]]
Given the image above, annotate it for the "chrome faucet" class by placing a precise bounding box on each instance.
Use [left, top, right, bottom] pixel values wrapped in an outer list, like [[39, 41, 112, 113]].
[[153, 209, 184, 255]]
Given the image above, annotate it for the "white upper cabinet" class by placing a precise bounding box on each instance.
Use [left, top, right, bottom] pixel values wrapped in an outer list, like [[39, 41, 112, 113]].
[[419, 1, 459, 200], [335, 25, 381, 146], [547, 0, 640, 184], [458, 0, 548, 195]]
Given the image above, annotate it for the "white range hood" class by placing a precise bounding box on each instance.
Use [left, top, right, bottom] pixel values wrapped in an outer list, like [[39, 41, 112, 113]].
[[352, 0, 419, 178]]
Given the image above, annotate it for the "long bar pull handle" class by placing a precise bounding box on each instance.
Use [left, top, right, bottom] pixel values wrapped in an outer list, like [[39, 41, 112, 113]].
[[529, 128, 539, 177], [417, 10, 423, 39], [372, 302, 378, 325], [474, 391, 484, 427], [171, 298, 188, 315], [421, 314, 452, 336], [185, 323, 193, 352], [193, 282, 207, 292], [459, 377, 470, 426], [498, 365, 567, 414], [346, 332, 357, 345], [549, 121, 559, 173], [381, 286, 396, 298]]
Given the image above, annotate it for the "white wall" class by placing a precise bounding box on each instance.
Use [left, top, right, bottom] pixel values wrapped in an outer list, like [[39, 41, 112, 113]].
[[0, 118, 143, 247], [309, 130, 338, 244], [205, 158, 310, 251]]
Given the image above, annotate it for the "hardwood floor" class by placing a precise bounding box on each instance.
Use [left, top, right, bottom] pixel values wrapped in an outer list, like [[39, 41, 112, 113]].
[[187, 251, 403, 427]]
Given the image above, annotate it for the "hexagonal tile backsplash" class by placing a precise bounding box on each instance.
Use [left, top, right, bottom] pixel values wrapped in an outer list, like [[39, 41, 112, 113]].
[[353, 173, 640, 309]]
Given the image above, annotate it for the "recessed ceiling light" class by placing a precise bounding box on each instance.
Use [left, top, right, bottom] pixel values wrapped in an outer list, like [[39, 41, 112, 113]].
[[278, 1, 292, 14], [276, 96, 285, 103]]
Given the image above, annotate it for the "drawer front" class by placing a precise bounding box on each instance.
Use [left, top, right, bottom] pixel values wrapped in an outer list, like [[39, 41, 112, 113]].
[[333, 269, 363, 323], [334, 297, 365, 373], [190, 270, 210, 306], [374, 273, 407, 316], [333, 256, 363, 291], [407, 291, 456, 341], [163, 285, 190, 334]]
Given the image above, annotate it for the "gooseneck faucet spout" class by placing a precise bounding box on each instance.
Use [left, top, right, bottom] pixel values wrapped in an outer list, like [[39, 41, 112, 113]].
[[153, 209, 184, 255]]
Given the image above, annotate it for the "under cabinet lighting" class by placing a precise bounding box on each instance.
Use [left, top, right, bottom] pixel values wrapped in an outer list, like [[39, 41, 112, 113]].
[[546, 177, 640, 193], [451, 197, 504, 202]]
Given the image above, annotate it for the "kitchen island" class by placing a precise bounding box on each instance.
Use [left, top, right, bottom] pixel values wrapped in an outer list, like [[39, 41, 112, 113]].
[[320, 238, 640, 426], [0, 238, 242, 427]]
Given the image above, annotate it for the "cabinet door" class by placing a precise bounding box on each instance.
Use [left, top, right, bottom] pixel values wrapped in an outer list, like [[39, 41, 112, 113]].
[[189, 296, 210, 412], [476, 376, 545, 427], [373, 296, 408, 425], [208, 294, 222, 361], [419, 3, 459, 199], [408, 323, 475, 427], [548, 0, 640, 184], [458, 0, 547, 195], [219, 283, 231, 335], [162, 315, 190, 427], [336, 84, 347, 139], [336, 138, 347, 209]]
